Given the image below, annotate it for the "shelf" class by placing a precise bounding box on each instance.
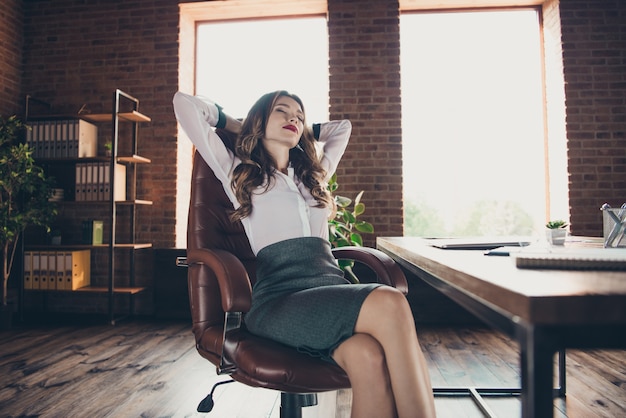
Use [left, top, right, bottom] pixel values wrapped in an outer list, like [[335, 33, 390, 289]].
[[117, 154, 151, 164], [75, 286, 146, 295], [115, 200, 153, 206], [119, 111, 151, 123], [82, 110, 151, 124], [26, 114, 87, 121], [111, 243, 152, 249], [23, 90, 152, 324], [38, 155, 150, 164], [26, 243, 152, 250], [37, 156, 110, 163], [46, 200, 153, 205], [25, 286, 146, 295], [81, 114, 111, 123]]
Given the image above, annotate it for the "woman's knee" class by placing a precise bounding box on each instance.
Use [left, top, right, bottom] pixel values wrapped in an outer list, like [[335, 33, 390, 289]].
[[333, 334, 388, 376], [359, 286, 414, 329]]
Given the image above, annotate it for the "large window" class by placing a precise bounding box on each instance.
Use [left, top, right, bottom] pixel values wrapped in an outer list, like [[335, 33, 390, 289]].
[[175, 4, 328, 247], [401, 10, 549, 237], [196, 17, 329, 123]]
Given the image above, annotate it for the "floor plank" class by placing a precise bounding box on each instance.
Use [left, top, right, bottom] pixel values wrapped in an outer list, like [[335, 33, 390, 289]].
[[1, 320, 624, 417]]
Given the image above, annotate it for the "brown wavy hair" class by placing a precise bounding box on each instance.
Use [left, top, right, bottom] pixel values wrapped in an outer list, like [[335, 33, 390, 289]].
[[230, 90, 333, 222]]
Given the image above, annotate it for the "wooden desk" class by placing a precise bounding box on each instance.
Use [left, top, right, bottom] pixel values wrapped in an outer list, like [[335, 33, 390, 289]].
[[377, 237, 626, 418]]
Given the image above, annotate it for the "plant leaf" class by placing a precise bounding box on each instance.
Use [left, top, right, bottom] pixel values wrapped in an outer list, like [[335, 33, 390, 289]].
[[355, 221, 374, 233], [354, 202, 365, 216]]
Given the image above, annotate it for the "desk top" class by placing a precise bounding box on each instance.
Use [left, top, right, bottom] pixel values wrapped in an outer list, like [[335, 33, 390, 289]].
[[377, 237, 626, 326]]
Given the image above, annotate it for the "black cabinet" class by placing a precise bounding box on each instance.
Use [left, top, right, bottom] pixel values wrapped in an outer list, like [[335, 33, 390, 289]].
[[153, 249, 189, 320]]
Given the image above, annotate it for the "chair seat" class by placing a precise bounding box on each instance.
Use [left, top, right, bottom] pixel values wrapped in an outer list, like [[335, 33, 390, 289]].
[[221, 328, 350, 393]]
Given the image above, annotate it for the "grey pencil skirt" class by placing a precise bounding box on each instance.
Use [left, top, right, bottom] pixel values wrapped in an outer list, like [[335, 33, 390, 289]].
[[244, 236, 382, 363]]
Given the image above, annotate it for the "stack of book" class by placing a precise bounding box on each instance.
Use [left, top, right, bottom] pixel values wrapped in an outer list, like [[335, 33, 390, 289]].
[[23, 250, 91, 291], [26, 119, 98, 158], [49, 188, 65, 202]]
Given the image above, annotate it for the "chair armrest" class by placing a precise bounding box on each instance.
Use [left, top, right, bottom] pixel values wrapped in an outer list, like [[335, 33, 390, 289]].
[[331, 246, 408, 294], [187, 248, 253, 312]]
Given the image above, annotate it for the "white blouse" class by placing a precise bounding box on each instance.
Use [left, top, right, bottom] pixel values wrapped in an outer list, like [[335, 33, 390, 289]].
[[173, 92, 351, 255]]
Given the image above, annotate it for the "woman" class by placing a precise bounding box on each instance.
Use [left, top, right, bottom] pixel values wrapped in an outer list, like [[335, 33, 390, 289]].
[[173, 90, 436, 418]]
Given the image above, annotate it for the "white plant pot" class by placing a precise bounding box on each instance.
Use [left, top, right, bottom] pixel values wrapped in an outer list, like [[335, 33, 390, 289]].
[[546, 228, 567, 245]]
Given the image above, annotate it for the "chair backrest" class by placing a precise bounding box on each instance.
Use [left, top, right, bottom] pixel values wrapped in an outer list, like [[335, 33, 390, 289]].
[[187, 129, 256, 278], [186, 129, 256, 360]]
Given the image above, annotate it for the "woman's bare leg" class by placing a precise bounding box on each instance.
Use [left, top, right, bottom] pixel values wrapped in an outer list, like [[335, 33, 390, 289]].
[[333, 333, 397, 418], [354, 286, 436, 418]]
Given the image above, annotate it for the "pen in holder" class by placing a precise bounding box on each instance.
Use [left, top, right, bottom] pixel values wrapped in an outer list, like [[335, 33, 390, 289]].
[[601, 203, 626, 248]]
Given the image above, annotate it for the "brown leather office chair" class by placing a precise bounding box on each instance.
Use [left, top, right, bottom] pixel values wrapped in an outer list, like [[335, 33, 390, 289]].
[[186, 129, 409, 418]]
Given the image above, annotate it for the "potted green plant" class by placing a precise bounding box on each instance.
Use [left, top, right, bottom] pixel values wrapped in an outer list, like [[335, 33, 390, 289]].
[[0, 115, 57, 326], [327, 173, 374, 283], [104, 141, 112, 157], [545, 219, 568, 245]]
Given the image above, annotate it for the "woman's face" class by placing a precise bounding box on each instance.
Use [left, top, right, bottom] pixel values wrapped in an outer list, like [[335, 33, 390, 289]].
[[263, 96, 305, 151]]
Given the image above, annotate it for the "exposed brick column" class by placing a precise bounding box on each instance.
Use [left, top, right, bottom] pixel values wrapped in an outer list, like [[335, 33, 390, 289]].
[[0, 0, 23, 116], [328, 0, 403, 245], [559, 0, 626, 235]]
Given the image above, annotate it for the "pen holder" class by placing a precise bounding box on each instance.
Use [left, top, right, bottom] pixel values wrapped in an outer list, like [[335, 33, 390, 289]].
[[602, 207, 626, 248]]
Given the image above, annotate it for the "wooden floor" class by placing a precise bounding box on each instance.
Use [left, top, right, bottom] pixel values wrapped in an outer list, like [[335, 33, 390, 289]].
[[0, 319, 624, 418]]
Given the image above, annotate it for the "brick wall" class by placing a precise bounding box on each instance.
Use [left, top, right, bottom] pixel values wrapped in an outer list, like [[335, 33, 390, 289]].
[[328, 0, 404, 246], [21, 0, 181, 249], [0, 0, 23, 116], [560, 0, 626, 236]]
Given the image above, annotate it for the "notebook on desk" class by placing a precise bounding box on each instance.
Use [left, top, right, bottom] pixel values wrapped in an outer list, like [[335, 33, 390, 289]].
[[426, 236, 531, 250], [514, 248, 626, 270]]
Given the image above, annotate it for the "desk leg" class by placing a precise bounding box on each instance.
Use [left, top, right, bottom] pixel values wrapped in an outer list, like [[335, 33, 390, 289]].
[[519, 326, 555, 418]]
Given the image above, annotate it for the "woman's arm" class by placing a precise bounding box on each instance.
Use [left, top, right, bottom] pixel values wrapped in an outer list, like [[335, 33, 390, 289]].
[[173, 92, 241, 187], [314, 119, 352, 180], [221, 111, 242, 135]]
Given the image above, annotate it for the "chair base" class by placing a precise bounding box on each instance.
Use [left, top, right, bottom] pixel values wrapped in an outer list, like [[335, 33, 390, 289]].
[[197, 379, 235, 413], [280, 392, 318, 418], [198, 380, 318, 417]]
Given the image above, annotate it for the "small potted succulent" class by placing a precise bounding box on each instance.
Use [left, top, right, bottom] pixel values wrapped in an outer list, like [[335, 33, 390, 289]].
[[545, 219, 568, 245]]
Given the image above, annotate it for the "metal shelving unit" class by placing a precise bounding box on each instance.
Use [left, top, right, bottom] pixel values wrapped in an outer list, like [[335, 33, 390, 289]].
[[23, 90, 152, 324]]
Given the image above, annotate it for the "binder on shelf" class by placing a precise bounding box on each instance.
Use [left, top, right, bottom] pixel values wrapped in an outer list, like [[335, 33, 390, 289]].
[[47, 252, 57, 290], [75, 164, 82, 201], [97, 163, 105, 200], [77, 120, 98, 158], [63, 252, 73, 291], [104, 163, 126, 201], [56, 252, 65, 290], [61, 250, 91, 291], [114, 163, 126, 201], [85, 162, 93, 200], [24, 252, 33, 290], [26, 118, 97, 159], [74, 162, 125, 202], [82, 219, 104, 245], [23, 250, 90, 291], [39, 252, 48, 290], [31, 252, 40, 290]]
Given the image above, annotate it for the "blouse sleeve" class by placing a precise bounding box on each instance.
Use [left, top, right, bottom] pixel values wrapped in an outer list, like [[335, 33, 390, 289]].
[[173, 92, 239, 199], [315, 119, 352, 180]]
